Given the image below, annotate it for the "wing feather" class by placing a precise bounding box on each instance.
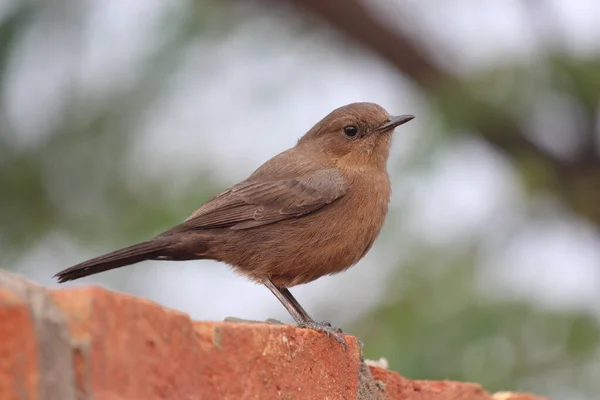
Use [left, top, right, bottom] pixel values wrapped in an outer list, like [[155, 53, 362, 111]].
[[167, 168, 347, 232]]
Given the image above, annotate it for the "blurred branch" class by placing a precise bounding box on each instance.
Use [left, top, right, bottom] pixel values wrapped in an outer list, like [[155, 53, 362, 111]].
[[0, 3, 32, 92], [283, 0, 446, 85], [282, 0, 600, 225]]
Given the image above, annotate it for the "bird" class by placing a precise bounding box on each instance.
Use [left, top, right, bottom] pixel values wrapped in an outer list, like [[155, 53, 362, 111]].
[[54, 102, 415, 348]]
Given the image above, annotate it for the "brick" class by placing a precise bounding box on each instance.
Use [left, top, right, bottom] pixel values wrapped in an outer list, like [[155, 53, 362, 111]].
[[194, 321, 361, 400], [0, 270, 551, 400], [369, 367, 549, 400], [370, 366, 489, 400], [52, 286, 362, 400], [52, 287, 206, 400], [0, 271, 76, 400], [0, 285, 38, 400]]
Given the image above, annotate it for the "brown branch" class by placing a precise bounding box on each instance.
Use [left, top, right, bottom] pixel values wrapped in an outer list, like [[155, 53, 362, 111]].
[[282, 0, 600, 225], [283, 0, 446, 86]]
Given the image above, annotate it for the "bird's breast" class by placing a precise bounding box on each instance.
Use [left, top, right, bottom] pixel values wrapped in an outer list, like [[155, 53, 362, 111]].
[[280, 171, 390, 286], [214, 170, 391, 287]]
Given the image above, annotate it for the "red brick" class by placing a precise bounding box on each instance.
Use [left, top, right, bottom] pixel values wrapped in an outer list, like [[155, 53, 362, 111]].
[[194, 321, 361, 399], [369, 367, 549, 400], [0, 271, 552, 400], [52, 286, 361, 400], [52, 287, 205, 400], [0, 271, 76, 400], [0, 287, 38, 400], [370, 366, 489, 400]]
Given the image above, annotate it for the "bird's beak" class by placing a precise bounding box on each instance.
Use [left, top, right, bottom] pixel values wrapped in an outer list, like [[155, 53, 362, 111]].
[[376, 114, 415, 132]]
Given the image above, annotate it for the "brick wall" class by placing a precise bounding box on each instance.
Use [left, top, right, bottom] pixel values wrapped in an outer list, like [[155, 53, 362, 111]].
[[0, 270, 548, 400]]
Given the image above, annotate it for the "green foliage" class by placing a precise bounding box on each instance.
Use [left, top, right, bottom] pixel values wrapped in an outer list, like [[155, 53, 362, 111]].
[[0, 1, 224, 263], [352, 250, 600, 395]]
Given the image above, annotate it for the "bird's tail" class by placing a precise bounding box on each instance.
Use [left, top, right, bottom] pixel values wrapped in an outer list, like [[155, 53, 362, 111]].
[[54, 239, 170, 283]]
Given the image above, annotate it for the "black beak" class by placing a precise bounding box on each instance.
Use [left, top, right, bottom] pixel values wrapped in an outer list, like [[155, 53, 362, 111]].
[[376, 114, 415, 132]]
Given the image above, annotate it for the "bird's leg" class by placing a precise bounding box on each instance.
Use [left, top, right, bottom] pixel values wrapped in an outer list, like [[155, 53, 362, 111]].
[[278, 287, 312, 322], [263, 280, 308, 325], [280, 288, 343, 334], [264, 280, 347, 350]]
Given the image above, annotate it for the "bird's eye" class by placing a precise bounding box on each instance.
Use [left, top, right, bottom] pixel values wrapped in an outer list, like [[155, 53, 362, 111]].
[[343, 125, 358, 137]]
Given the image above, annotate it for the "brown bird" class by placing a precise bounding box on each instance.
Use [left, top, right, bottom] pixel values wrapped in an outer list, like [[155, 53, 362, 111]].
[[54, 102, 414, 347]]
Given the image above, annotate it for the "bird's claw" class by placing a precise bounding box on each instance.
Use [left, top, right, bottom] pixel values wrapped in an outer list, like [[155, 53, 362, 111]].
[[224, 317, 284, 325], [319, 321, 344, 333], [298, 321, 347, 351]]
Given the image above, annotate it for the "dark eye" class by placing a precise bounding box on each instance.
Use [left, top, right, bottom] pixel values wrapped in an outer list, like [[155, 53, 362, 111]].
[[344, 125, 358, 137]]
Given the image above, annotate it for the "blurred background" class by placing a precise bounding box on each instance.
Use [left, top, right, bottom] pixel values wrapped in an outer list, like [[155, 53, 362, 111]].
[[1, 0, 599, 397]]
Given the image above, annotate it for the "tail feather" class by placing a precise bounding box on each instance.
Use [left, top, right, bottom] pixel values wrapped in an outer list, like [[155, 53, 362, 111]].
[[54, 240, 168, 283]]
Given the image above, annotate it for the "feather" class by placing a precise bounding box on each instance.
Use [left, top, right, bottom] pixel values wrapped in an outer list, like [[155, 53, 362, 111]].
[[167, 168, 348, 233]]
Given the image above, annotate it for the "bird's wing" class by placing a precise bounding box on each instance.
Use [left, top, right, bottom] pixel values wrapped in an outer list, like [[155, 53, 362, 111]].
[[168, 168, 347, 232]]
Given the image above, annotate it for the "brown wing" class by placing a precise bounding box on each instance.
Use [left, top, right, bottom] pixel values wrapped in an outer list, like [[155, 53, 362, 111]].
[[168, 168, 347, 232]]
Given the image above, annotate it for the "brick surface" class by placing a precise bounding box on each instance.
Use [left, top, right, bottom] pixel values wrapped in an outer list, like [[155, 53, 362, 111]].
[[0, 271, 76, 400], [0, 270, 550, 400], [370, 366, 490, 400], [368, 367, 549, 400], [194, 321, 362, 399], [51, 286, 365, 400], [0, 285, 38, 400], [52, 287, 205, 400]]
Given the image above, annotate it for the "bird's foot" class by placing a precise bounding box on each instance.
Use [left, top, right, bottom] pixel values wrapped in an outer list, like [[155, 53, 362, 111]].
[[224, 317, 284, 325], [317, 321, 344, 334], [298, 320, 347, 351]]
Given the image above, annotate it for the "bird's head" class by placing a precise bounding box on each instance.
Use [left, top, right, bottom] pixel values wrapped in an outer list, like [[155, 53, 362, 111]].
[[298, 102, 414, 170]]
